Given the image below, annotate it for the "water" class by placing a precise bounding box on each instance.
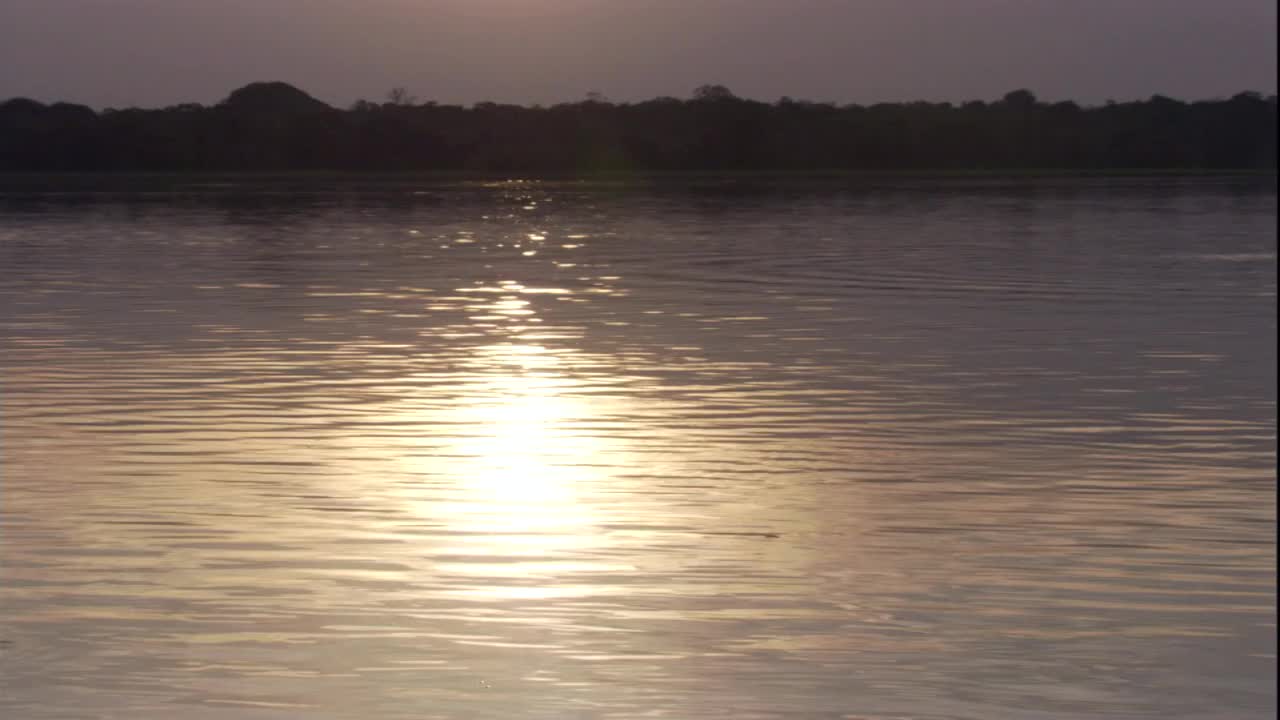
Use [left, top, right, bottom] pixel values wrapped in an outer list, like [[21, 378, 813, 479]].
[[1, 176, 1274, 719]]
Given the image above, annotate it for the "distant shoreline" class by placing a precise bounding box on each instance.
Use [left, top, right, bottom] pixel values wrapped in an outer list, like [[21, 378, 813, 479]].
[[2, 83, 1274, 174], [2, 168, 1275, 179], [0, 168, 1274, 192]]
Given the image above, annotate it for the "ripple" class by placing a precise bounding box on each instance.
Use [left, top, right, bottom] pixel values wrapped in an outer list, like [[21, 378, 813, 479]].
[[0, 176, 1275, 720]]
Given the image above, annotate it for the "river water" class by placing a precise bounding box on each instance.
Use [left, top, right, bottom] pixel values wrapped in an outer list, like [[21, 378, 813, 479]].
[[1, 176, 1275, 719]]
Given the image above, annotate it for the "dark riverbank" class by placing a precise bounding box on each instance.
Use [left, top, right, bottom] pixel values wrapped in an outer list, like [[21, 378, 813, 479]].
[[2, 82, 1275, 173], [0, 168, 1275, 193]]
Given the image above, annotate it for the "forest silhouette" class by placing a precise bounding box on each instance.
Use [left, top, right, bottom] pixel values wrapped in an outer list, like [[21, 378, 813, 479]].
[[1, 82, 1274, 173]]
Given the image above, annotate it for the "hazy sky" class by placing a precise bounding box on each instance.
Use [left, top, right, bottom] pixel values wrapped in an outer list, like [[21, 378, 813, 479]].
[[2, 0, 1275, 109]]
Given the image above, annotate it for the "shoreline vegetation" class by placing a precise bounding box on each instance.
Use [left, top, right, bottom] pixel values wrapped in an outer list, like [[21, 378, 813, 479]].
[[1, 82, 1275, 174]]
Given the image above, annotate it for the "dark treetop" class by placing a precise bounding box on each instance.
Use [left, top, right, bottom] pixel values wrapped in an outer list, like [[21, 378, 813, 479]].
[[1, 82, 1275, 173]]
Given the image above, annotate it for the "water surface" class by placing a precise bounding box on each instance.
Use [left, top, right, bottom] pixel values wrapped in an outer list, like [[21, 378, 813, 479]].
[[1, 176, 1275, 719]]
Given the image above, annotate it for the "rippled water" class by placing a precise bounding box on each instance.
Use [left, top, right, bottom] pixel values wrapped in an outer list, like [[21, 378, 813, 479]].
[[1, 176, 1275, 719]]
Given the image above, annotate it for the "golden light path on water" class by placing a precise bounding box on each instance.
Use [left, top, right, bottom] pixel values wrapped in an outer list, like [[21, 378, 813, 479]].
[[367, 280, 823, 616], [366, 276, 687, 613], [415, 339, 629, 601]]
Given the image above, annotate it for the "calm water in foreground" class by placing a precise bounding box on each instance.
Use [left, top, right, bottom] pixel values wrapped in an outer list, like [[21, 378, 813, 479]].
[[0, 176, 1275, 719]]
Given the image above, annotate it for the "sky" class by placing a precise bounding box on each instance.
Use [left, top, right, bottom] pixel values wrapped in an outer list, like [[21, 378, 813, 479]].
[[1, 0, 1276, 109]]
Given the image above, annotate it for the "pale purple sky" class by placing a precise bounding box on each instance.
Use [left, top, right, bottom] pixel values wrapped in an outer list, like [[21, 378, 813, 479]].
[[1, 0, 1275, 109]]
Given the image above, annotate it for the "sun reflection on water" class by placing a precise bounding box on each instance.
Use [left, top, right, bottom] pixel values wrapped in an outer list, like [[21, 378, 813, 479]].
[[453, 344, 595, 511], [416, 339, 629, 599]]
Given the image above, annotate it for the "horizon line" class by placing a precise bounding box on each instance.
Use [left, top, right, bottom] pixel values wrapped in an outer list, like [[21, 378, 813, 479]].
[[3, 81, 1277, 113]]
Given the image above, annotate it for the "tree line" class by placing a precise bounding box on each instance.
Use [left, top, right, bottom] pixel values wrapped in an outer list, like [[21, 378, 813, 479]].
[[0, 82, 1274, 172]]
